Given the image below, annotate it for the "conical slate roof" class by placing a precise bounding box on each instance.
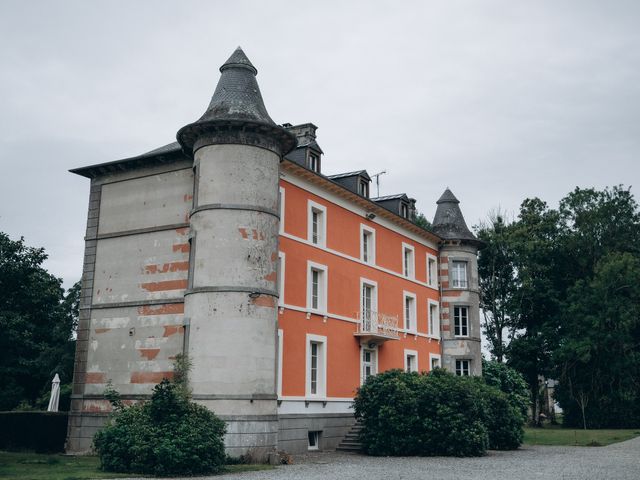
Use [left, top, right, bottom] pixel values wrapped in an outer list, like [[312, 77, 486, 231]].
[[432, 188, 479, 243], [177, 47, 296, 155]]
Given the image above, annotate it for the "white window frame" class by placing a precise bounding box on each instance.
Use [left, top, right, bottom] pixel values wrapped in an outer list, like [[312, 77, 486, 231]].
[[427, 254, 438, 288], [277, 329, 283, 397], [360, 224, 376, 265], [277, 252, 285, 306], [360, 278, 378, 326], [307, 200, 327, 247], [306, 334, 327, 398], [358, 179, 369, 197], [279, 186, 285, 234], [453, 305, 470, 337], [429, 353, 442, 371], [428, 299, 440, 339], [308, 152, 320, 172], [455, 359, 471, 376], [404, 349, 418, 373], [360, 344, 378, 385], [402, 243, 415, 279], [307, 261, 328, 314], [403, 291, 417, 333], [451, 260, 469, 289]]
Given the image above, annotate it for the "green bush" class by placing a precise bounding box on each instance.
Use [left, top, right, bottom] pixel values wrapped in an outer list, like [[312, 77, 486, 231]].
[[482, 359, 529, 418], [93, 379, 226, 476], [0, 411, 68, 452], [353, 369, 524, 456]]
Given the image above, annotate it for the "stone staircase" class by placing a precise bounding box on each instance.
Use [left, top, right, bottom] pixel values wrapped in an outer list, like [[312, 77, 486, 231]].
[[335, 421, 363, 452]]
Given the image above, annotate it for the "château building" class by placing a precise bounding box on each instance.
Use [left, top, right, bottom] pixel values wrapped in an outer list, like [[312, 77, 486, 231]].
[[66, 47, 482, 457]]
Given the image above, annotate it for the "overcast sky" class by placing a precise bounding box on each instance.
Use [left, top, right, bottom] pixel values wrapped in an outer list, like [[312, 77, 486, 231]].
[[1, 0, 639, 289]]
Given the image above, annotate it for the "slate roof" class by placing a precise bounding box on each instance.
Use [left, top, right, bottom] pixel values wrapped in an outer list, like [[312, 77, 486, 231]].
[[176, 47, 296, 155], [327, 170, 371, 181], [432, 188, 480, 244], [371, 193, 409, 202]]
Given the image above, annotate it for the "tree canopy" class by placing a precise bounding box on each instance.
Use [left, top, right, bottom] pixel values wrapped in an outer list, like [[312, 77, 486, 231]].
[[477, 186, 640, 428], [0, 232, 78, 411]]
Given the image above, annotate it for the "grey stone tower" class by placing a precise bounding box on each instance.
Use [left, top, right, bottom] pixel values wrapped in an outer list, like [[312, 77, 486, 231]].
[[432, 189, 483, 376], [177, 47, 296, 458]]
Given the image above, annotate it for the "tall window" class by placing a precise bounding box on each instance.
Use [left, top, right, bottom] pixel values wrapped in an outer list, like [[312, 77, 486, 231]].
[[310, 342, 319, 394], [454, 306, 469, 337], [362, 284, 373, 324], [309, 153, 320, 172], [307, 262, 327, 313], [402, 244, 414, 278], [361, 226, 375, 264], [428, 301, 439, 338], [362, 348, 376, 384], [451, 260, 468, 288], [308, 201, 326, 247], [277, 252, 285, 306], [455, 359, 470, 376], [427, 255, 437, 287], [279, 187, 285, 233], [404, 293, 416, 332], [307, 334, 326, 397]]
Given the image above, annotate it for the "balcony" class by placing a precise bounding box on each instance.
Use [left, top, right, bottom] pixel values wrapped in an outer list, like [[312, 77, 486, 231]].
[[354, 310, 400, 345]]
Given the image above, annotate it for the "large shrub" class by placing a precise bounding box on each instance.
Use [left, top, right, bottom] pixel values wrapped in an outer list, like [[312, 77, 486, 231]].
[[93, 379, 226, 476], [0, 411, 68, 452], [482, 359, 530, 418], [353, 369, 524, 457]]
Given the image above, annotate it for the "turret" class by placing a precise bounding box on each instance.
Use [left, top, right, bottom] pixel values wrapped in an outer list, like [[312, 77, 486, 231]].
[[177, 47, 295, 459], [432, 188, 483, 376]]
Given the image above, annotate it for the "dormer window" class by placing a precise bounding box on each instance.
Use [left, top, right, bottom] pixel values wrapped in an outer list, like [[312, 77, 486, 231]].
[[309, 153, 320, 172], [358, 179, 369, 198], [400, 203, 409, 218]]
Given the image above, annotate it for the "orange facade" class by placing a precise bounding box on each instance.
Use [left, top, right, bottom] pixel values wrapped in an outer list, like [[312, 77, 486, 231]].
[[278, 178, 442, 399]]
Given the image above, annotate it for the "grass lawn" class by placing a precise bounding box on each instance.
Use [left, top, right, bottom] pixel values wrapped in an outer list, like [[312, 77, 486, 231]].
[[523, 426, 640, 447], [0, 451, 273, 480]]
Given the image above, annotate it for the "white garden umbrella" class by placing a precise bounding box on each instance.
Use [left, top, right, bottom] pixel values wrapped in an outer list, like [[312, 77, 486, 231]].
[[47, 373, 60, 412]]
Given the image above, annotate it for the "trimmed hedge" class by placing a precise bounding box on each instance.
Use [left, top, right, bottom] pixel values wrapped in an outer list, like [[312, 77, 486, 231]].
[[353, 369, 524, 456], [0, 411, 68, 452]]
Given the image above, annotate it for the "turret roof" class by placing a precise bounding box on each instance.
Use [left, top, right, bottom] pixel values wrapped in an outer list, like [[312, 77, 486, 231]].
[[176, 47, 296, 154], [432, 188, 480, 244]]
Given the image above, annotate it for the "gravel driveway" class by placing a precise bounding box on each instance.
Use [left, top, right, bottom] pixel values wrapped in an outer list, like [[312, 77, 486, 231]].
[[121, 436, 640, 480]]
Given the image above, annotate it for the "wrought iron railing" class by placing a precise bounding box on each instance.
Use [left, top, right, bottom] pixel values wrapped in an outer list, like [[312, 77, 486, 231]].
[[355, 310, 400, 339]]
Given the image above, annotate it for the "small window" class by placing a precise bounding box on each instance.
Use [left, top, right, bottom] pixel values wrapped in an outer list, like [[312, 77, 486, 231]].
[[405, 350, 418, 373], [308, 430, 321, 450], [455, 359, 471, 376], [402, 244, 415, 278], [308, 201, 326, 247], [454, 306, 469, 337], [309, 153, 320, 172], [400, 203, 409, 218], [430, 354, 441, 370], [427, 255, 437, 287], [362, 348, 377, 384], [361, 226, 376, 264], [404, 293, 416, 332], [451, 260, 468, 288], [358, 179, 369, 197], [428, 301, 439, 338]]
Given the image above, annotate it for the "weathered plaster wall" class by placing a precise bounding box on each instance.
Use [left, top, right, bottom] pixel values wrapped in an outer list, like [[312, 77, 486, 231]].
[[439, 244, 482, 376]]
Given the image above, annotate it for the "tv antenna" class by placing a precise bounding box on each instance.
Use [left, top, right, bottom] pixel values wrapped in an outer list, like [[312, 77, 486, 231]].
[[371, 170, 387, 197]]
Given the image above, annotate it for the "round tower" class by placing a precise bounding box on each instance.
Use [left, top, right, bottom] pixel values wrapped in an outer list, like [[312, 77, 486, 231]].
[[432, 188, 484, 376], [177, 47, 296, 459]]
